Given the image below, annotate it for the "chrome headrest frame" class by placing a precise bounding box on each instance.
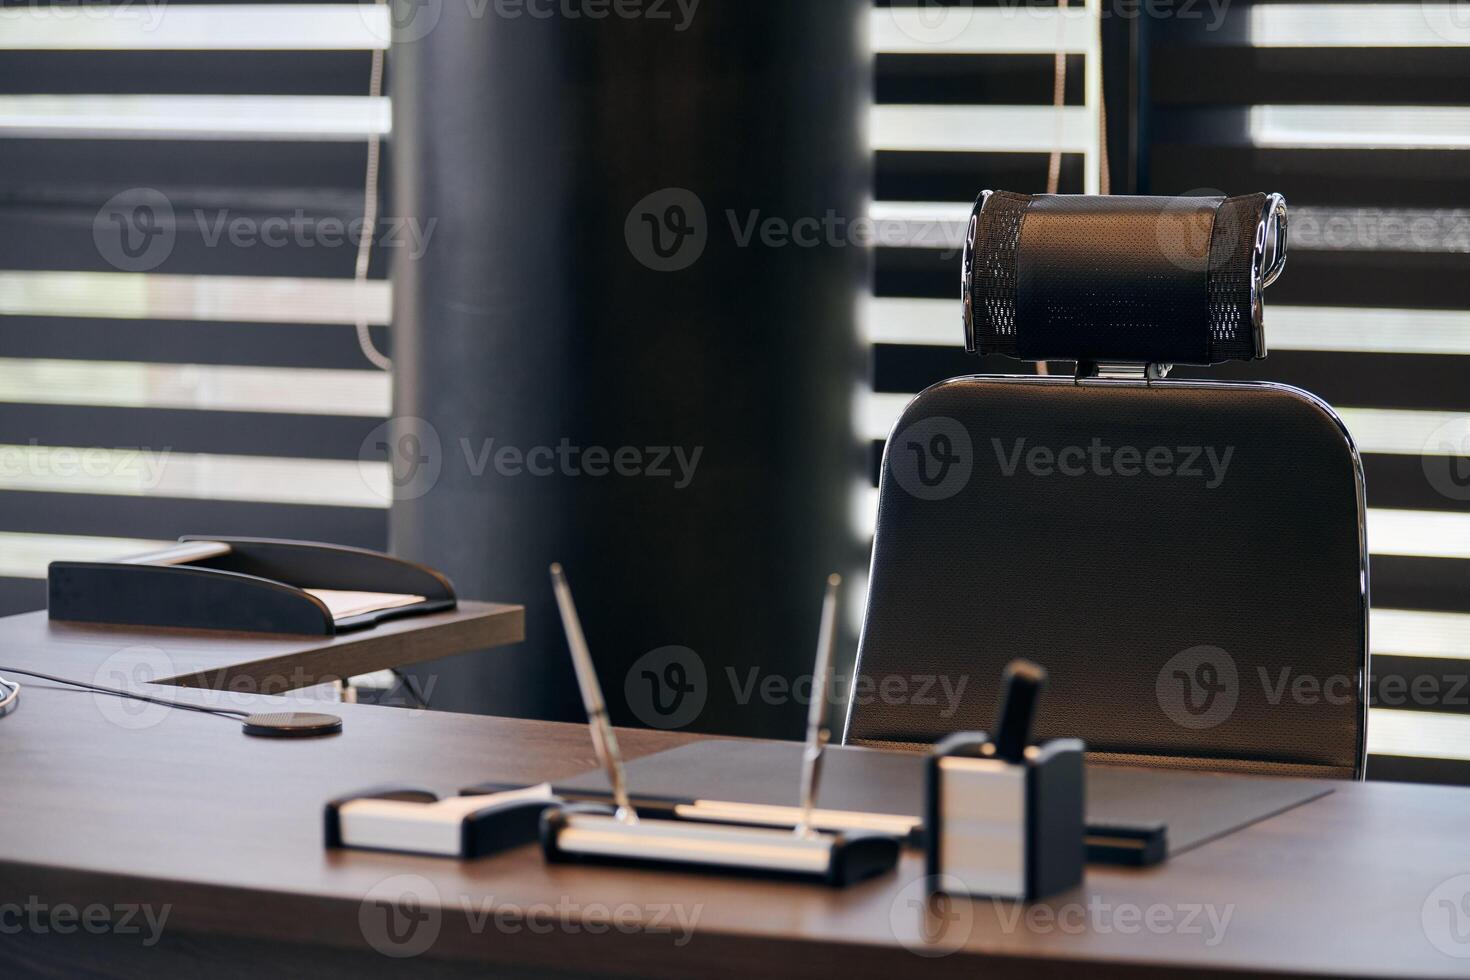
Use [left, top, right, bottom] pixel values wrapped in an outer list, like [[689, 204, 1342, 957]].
[[959, 189, 992, 354], [1250, 192, 1289, 358]]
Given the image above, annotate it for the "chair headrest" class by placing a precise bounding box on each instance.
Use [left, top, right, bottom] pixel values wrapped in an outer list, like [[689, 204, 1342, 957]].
[[961, 192, 1287, 366]]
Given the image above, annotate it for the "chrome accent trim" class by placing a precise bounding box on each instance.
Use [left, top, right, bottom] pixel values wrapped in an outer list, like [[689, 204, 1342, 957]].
[[960, 189, 993, 354], [1250, 192, 1288, 358], [846, 374, 1370, 780], [1260, 193, 1289, 288], [1082, 362, 1174, 381]]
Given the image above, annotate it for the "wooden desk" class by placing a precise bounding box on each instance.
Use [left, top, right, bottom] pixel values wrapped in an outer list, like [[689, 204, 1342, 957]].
[[1, 647, 1468, 980], [0, 601, 523, 693]]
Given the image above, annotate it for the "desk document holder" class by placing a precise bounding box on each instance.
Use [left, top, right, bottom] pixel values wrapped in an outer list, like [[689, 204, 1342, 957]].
[[48, 536, 456, 635]]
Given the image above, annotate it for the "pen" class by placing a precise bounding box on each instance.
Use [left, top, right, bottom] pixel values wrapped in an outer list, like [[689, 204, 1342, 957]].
[[550, 563, 639, 825], [993, 658, 1046, 764], [794, 573, 841, 839]]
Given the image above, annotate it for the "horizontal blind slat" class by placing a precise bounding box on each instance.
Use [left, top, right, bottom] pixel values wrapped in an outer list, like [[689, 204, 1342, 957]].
[[0, 358, 389, 416], [0, 271, 390, 324], [0, 318, 390, 371], [0, 444, 389, 508], [0, 95, 389, 140], [0, 4, 387, 50], [0, 491, 387, 551]]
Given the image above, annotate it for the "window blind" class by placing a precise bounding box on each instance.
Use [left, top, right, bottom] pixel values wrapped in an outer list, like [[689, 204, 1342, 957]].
[[0, 3, 393, 613]]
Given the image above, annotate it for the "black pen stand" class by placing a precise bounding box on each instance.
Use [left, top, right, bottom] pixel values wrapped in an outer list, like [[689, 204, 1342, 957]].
[[925, 732, 1086, 901], [47, 536, 456, 635]]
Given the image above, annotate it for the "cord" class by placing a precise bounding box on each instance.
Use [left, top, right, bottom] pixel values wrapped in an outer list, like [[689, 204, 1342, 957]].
[[1046, 0, 1068, 197], [0, 666, 251, 723], [354, 0, 392, 372], [1047, 1, 1112, 196]]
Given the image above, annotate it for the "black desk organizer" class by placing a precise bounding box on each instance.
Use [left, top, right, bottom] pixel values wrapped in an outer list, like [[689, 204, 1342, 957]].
[[324, 783, 557, 859], [47, 536, 456, 635]]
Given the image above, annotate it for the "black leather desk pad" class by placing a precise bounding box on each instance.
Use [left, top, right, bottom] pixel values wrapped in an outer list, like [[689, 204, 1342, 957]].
[[545, 739, 1333, 857]]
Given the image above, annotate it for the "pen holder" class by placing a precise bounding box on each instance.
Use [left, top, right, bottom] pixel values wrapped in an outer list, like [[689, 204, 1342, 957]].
[[925, 732, 1085, 901], [540, 803, 901, 887]]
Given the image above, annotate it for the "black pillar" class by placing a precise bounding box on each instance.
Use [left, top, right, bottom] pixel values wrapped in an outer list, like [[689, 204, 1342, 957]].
[[389, 0, 870, 738]]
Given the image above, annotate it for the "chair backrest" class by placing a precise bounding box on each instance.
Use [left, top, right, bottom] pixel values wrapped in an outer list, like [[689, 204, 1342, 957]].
[[844, 192, 1368, 779]]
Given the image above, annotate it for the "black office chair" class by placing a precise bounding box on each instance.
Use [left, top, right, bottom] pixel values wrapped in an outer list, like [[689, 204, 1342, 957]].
[[845, 192, 1368, 779]]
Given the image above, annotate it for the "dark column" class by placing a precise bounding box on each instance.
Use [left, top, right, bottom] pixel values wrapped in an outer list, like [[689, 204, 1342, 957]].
[[389, 0, 869, 737]]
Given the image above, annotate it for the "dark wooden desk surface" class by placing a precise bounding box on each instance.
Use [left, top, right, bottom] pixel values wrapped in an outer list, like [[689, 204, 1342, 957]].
[[2, 674, 1469, 979], [0, 601, 523, 693]]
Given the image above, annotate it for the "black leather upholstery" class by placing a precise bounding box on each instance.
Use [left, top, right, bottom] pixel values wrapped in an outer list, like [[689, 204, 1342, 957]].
[[847, 376, 1368, 779]]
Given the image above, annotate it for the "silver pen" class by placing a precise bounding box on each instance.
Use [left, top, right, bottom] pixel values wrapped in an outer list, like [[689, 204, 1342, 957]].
[[794, 573, 841, 839], [549, 563, 639, 825]]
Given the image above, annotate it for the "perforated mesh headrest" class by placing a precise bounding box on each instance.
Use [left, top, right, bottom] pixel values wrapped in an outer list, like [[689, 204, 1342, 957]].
[[961, 192, 1286, 365]]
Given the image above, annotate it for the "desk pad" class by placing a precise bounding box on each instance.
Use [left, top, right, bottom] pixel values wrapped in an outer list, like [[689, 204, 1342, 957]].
[[542, 739, 1334, 856]]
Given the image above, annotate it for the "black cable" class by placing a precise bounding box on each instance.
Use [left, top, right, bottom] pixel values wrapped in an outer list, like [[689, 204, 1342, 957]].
[[0, 666, 251, 722]]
